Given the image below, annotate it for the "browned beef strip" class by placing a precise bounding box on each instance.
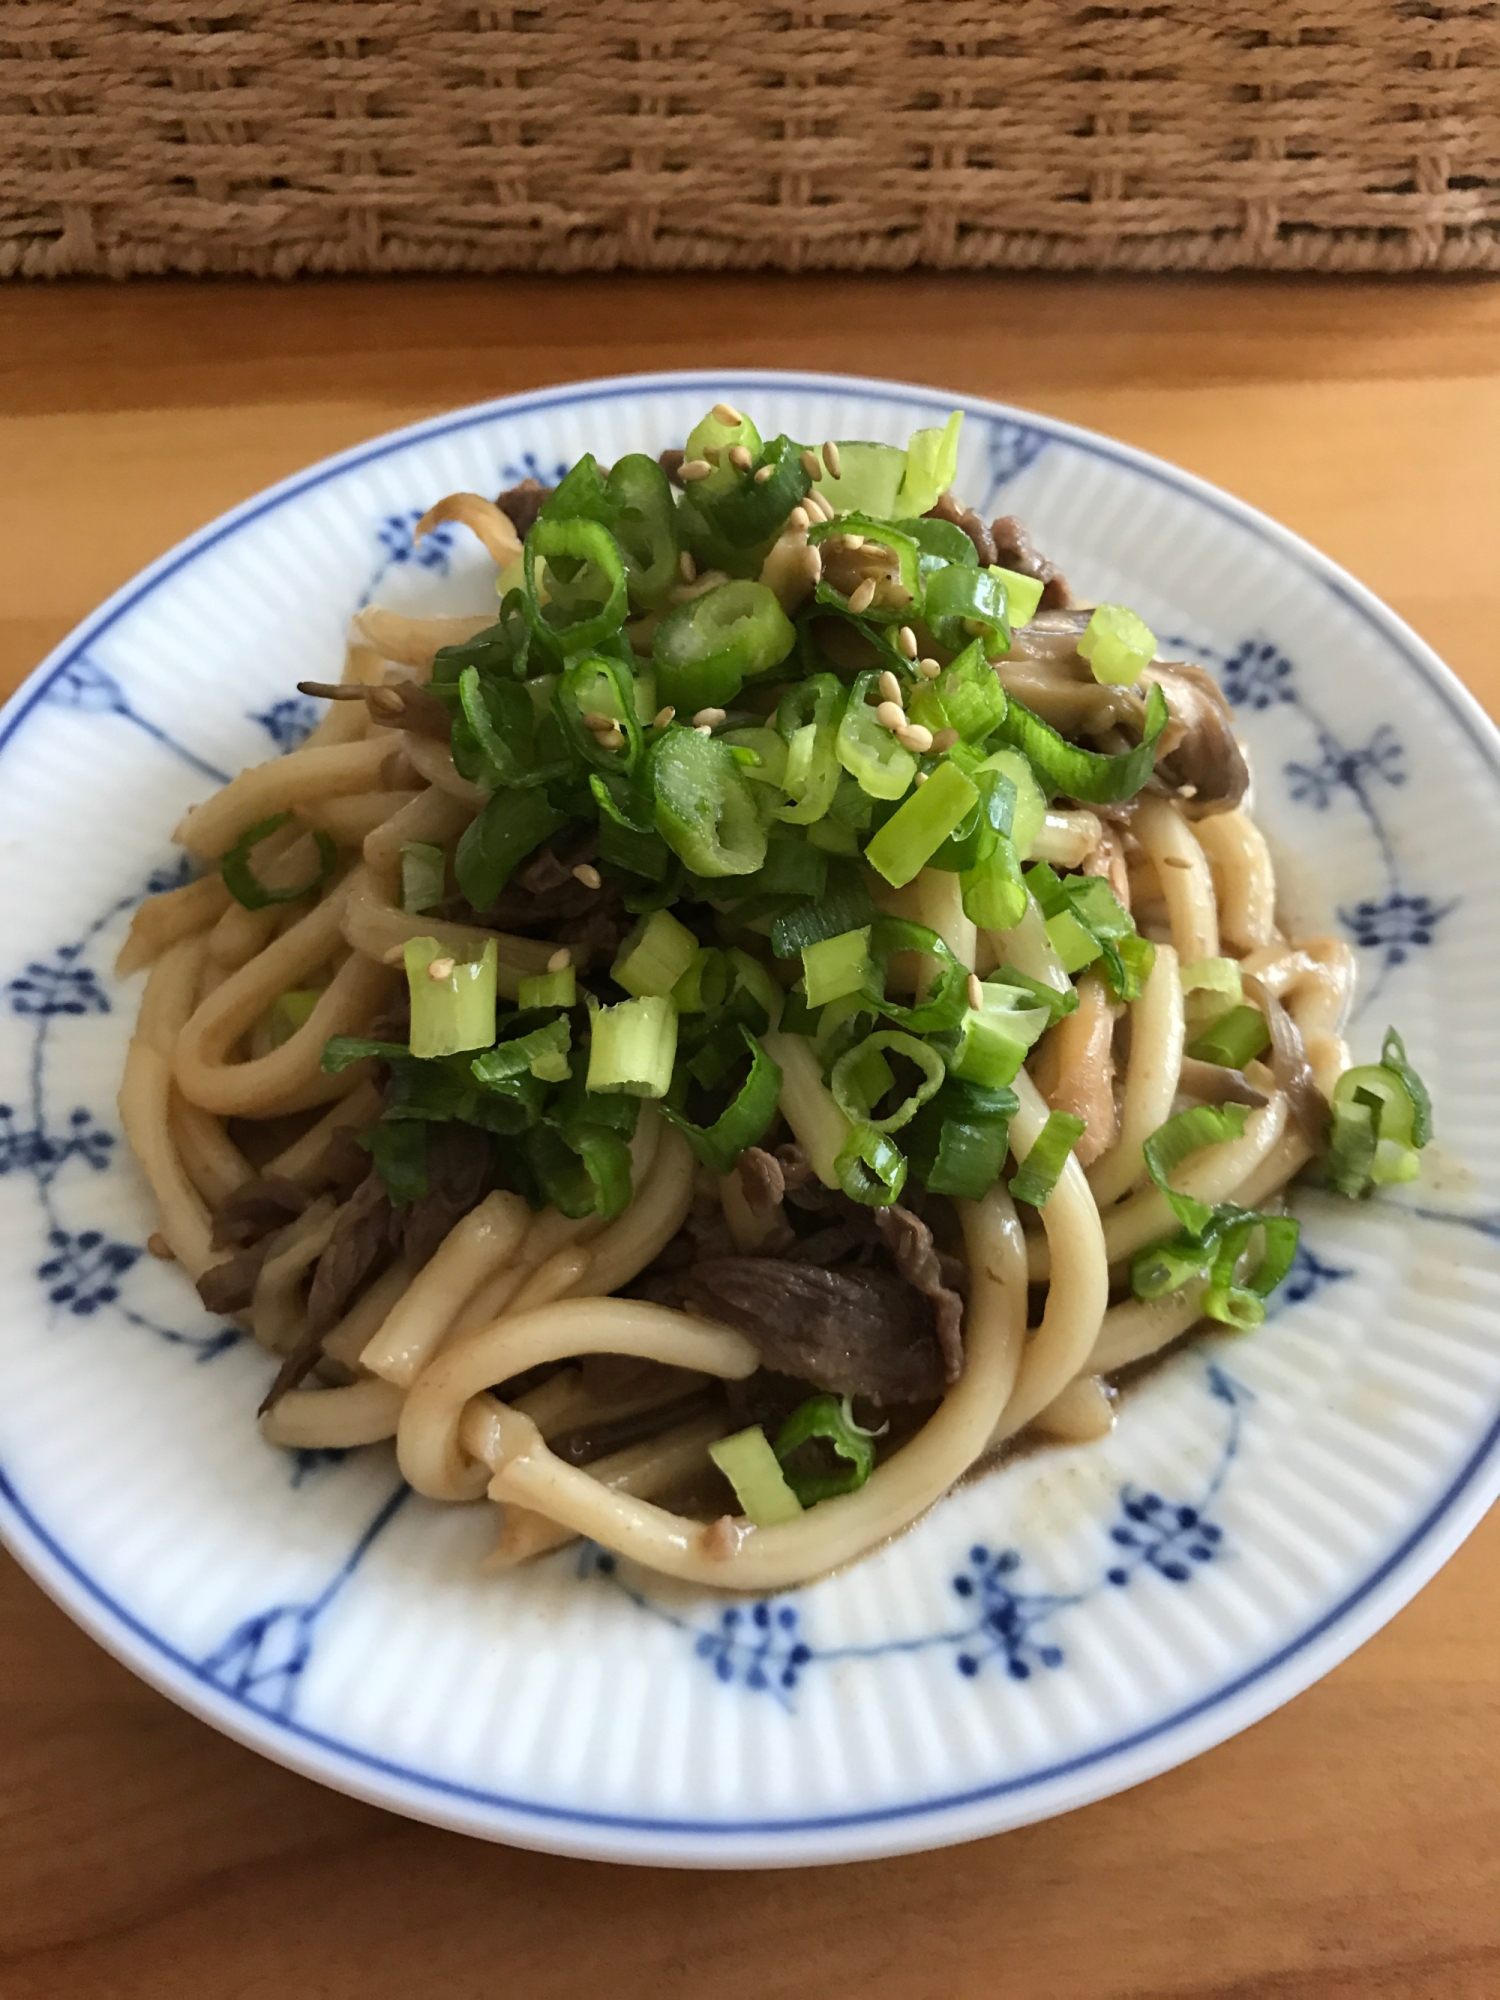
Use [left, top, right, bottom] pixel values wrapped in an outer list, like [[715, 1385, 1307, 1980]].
[[294, 679, 452, 742], [315, 1125, 378, 1202], [989, 514, 1072, 611], [197, 1244, 267, 1316], [211, 1175, 309, 1251], [924, 492, 996, 567], [260, 1171, 394, 1412], [873, 1206, 966, 1386], [396, 1121, 494, 1270], [551, 1387, 719, 1467], [495, 477, 551, 538], [737, 1146, 784, 1213], [465, 830, 627, 969], [680, 1259, 946, 1404]]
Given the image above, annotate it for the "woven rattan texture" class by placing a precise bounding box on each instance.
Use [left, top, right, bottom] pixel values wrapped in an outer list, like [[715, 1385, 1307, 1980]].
[[2, 2, 1498, 279]]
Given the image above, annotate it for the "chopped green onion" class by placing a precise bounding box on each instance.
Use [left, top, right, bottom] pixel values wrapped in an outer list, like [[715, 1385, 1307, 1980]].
[[1327, 1026, 1433, 1197], [1185, 1003, 1271, 1069], [721, 726, 788, 790], [905, 638, 1009, 745], [818, 441, 907, 520], [360, 1120, 430, 1205], [906, 1078, 1017, 1200], [921, 567, 1011, 659], [525, 1120, 634, 1220], [1181, 955, 1243, 1035], [774, 671, 845, 826], [989, 565, 1045, 627], [708, 1425, 804, 1526], [976, 750, 1047, 859], [770, 863, 881, 959], [524, 515, 630, 656], [1078, 603, 1157, 686], [1143, 1103, 1250, 1235], [518, 964, 578, 1010], [1008, 1110, 1085, 1207], [404, 936, 498, 1060], [895, 410, 963, 517], [555, 651, 644, 776], [586, 993, 678, 1098], [988, 967, 1078, 1025], [992, 682, 1170, 805], [663, 1027, 783, 1175], [454, 787, 568, 911], [650, 724, 768, 878], [865, 917, 970, 1034], [1025, 861, 1150, 1000], [802, 926, 873, 1009], [837, 669, 918, 799], [472, 1014, 571, 1087], [950, 981, 1050, 1089], [652, 579, 796, 713], [220, 812, 336, 912], [1045, 907, 1101, 975], [400, 841, 447, 915], [604, 452, 681, 610], [834, 1122, 909, 1207], [1132, 1202, 1301, 1327], [612, 907, 700, 999], [320, 1034, 408, 1073], [864, 759, 980, 889], [830, 1030, 945, 1133], [265, 988, 320, 1047], [454, 666, 542, 793], [809, 515, 923, 616], [773, 1393, 880, 1505], [671, 946, 730, 1014]]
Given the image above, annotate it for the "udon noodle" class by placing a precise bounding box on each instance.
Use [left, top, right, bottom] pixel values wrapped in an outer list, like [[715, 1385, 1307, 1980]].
[[117, 404, 1428, 1590]]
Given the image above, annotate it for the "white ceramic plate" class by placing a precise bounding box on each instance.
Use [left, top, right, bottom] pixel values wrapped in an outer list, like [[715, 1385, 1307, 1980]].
[[2, 371, 1497, 1868]]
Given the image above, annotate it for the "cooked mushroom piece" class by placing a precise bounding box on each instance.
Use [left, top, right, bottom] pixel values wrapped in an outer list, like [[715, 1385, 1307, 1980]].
[[1139, 660, 1251, 818]]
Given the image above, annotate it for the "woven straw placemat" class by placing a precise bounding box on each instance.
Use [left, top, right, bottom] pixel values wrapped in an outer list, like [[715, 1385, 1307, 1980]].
[[2, 2, 1498, 280]]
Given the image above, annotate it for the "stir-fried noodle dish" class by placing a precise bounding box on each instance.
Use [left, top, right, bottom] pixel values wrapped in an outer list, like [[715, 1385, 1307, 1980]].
[[118, 406, 1434, 1591]]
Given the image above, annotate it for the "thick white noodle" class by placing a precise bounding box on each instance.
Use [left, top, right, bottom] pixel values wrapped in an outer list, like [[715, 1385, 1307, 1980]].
[[764, 1030, 850, 1188], [174, 735, 396, 858], [360, 1191, 532, 1388], [260, 1378, 405, 1449], [1087, 942, 1185, 1209], [1133, 796, 1219, 963], [1088, 1285, 1207, 1374], [1194, 809, 1277, 950]]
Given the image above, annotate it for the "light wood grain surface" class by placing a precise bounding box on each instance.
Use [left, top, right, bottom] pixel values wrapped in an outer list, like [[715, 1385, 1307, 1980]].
[[1, 274, 1497, 2000]]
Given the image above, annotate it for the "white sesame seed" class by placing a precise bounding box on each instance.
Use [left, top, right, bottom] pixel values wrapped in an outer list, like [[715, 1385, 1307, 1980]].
[[914, 770, 928, 785], [802, 545, 823, 581], [652, 705, 676, 729], [917, 657, 942, 680], [1161, 853, 1193, 870], [1177, 782, 1199, 799], [573, 863, 602, 890], [847, 578, 877, 615], [693, 706, 727, 728], [841, 533, 866, 551], [548, 947, 573, 973], [753, 464, 774, 484], [875, 700, 905, 730], [427, 955, 456, 982], [681, 458, 713, 482], [800, 448, 823, 482], [382, 944, 408, 965], [898, 722, 934, 753], [581, 710, 615, 732], [712, 401, 743, 425], [694, 723, 714, 736], [878, 670, 904, 706], [806, 491, 833, 522], [887, 585, 914, 609], [930, 727, 960, 753], [728, 445, 754, 471], [787, 506, 810, 534], [679, 549, 697, 582], [822, 440, 842, 479], [897, 625, 919, 659], [968, 974, 985, 1012], [597, 728, 626, 752]]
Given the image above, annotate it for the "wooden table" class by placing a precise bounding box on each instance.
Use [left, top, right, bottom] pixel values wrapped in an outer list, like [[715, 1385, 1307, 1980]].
[[2, 274, 1497, 1999]]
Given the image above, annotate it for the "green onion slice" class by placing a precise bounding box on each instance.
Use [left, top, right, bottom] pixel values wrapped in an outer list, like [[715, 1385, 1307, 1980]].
[[405, 935, 499, 1060], [471, 1013, 572, 1087], [773, 1393, 882, 1505], [1326, 1026, 1433, 1197], [864, 760, 980, 889], [652, 579, 796, 714], [220, 812, 336, 912], [1008, 1110, 1085, 1207], [992, 682, 1170, 805], [586, 993, 678, 1098], [834, 1122, 909, 1207], [400, 840, 447, 915], [708, 1426, 804, 1526], [1185, 1003, 1271, 1069], [663, 1026, 783, 1176], [835, 670, 918, 801], [1142, 1103, 1251, 1236], [1078, 603, 1158, 686], [808, 514, 923, 625], [906, 1078, 1017, 1201], [524, 515, 630, 656], [774, 671, 846, 826], [830, 1030, 946, 1134], [454, 787, 569, 911], [649, 724, 768, 878]]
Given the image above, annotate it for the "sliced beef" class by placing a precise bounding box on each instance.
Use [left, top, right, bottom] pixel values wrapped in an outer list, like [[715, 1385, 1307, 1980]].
[[551, 1387, 718, 1468], [464, 829, 628, 968], [873, 1206, 967, 1385], [211, 1175, 309, 1251], [396, 1120, 494, 1270], [495, 477, 551, 538], [315, 1124, 378, 1202], [990, 514, 1072, 611], [305, 1171, 393, 1336], [924, 492, 996, 567], [680, 1259, 946, 1404], [294, 679, 452, 742], [197, 1244, 267, 1317], [736, 1146, 784, 1214]]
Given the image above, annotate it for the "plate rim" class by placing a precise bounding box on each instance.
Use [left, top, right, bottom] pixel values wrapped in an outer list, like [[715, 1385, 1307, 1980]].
[[3, 365, 1498, 1866]]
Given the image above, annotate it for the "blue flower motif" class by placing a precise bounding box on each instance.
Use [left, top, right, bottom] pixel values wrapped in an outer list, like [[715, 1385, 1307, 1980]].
[[375, 511, 458, 575], [0, 1104, 114, 1182], [1105, 1491, 1223, 1586], [145, 855, 195, 897], [501, 451, 569, 488], [1218, 639, 1297, 711], [288, 1447, 350, 1488], [1281, 1240, 1353, 1306], [249, 696, 319, 753], [46, 656, 130, 714], [982, 420, 1050, 506], [693, 1595, 813, 1699], [951, 1545, 1071, 1681], [37, 1226, 140, 1314], [1338, 889, 1457, 968], [1285, 725, 1405, 811], [7, 946, 109, 1017]]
